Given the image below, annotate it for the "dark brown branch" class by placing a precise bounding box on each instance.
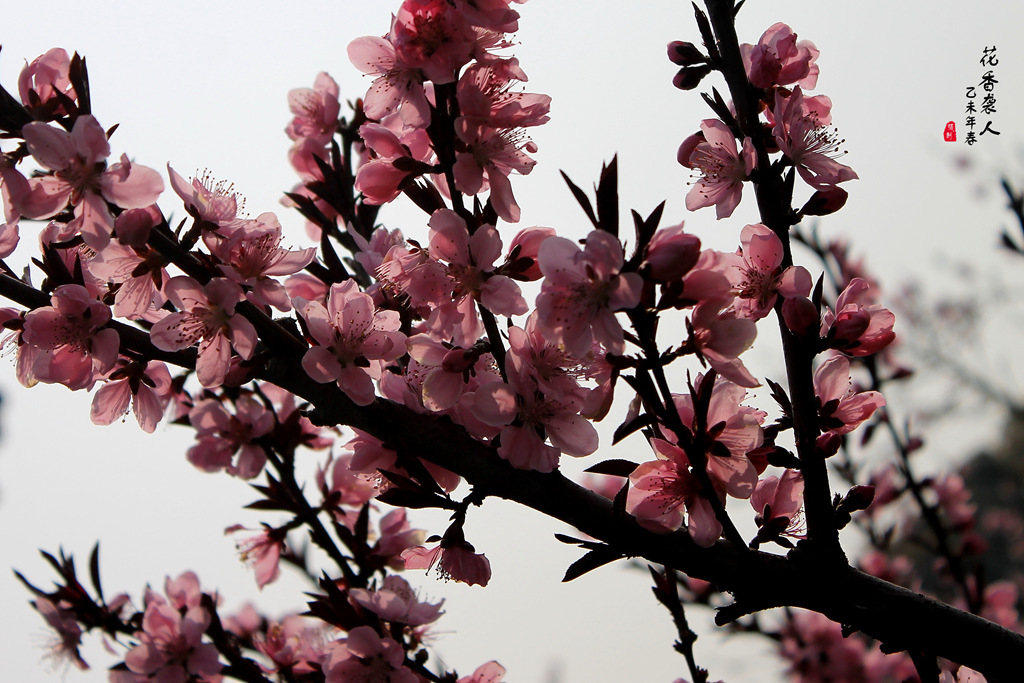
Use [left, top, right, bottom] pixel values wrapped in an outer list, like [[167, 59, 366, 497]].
[[2, 247, 1020, 679], [251, 357, 1024, 682]]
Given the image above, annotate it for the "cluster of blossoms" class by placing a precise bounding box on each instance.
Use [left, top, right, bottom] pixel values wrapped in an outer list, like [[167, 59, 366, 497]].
[[675, 23, 856, 220], [346, 0, 549, 223], [2, 8, 529, 677], [6, 2, 1016, 683]]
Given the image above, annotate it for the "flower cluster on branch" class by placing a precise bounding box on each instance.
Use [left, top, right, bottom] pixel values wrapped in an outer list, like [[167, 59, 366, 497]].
[[1, 1, 1020, 682]]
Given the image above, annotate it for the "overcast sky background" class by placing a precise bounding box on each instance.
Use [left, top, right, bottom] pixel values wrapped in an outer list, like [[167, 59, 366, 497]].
[[2, 1, 1024, 682]]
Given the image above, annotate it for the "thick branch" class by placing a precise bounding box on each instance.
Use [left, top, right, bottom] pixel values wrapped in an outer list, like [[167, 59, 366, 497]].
[[258, 358, 1024, 682], [2, 259, 1019, 678]]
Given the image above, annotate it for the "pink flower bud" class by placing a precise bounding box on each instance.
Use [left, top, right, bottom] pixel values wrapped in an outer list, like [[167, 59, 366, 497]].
[[838, 485, 875, 513], [441, 346, 480, 373], [828, 308, 870, 345], [667, 41, 705, 66], [114, 206, 160, 248], [506, 226, 556, 281], [18, 48, 77, 117], [821, 279, 896, 357], [783, 296, 819, 336], [801, 186, 849, 216], [815, 431, 842, 457], [672, 65, 713, 91], [643, 224, 701, 281]]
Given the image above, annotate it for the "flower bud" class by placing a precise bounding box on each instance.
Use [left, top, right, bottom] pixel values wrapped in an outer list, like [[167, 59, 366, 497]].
[[115, 206, 160, 247], [782, 296, 819, 336], [441, 346, 480, 374], [643, 224, 701, 281], [667, 41, 706, 66], [800, 187, 849, 216], [838, 485, 875, 513], [815, 431, 842, 458], [673, 64, 713, 91], [505, 226, 556, 281]]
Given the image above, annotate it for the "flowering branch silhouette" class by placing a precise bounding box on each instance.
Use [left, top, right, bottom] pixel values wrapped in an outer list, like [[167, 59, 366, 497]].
[[1, 2, 1020, 682]]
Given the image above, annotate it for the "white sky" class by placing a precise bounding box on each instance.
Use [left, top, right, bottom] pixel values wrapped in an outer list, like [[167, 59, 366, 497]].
[[2, 1, 1024, 682]]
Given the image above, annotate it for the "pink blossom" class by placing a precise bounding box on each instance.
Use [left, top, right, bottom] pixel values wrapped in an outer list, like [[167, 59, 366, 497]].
[[401, 537, 491, 586], [473, 363, 598, 473], [323, 626, 417, 683], [18, 48, 77, 116], [458, 661, 507, 683], [225, 525, 285, 589], [162, 571, 205, 611], [285, 72, 341, 144], [772, 87, 858, 190], [536, 230, 642, 358], [670, 375, 764, 495], [781, 295, 819, 337], [931, 472, 977, 532], [751, 470, 804, 523], [679, 119, 756, 219], [124, 602, 222, 683], [813, 355, 885, 436], [779, 610, 874, 683], [89, 240, 168, 319], [0, 157, 30, 224], [456, 61, 550, 130], [34, 597, 88, 671], [690, 297, 759, 388], [376, 241, 450, 310], [22, 284, 119, 391], [656, 250, 734, 311], [253, 616, 324, 677], [580, 472, 623, 500], [857, 549, 914, 587], [506, 312, 585, 398], [355, 121, 433, 205], [205, 212, 316, 311], [626, 438, 722, 545], [298, 280, 406, 405], [980, 581, 1020, 630], [316, 451, 379, 519], [750, 470, 805, 546], [453, 118, 538, 223], [260, 384, 335, 451], [186, 396, 274, 479], [349, 225, 406, 281], [347, 34, 430, 126], [372, 508, 427, 569], [90, 359, 173, 433], [941, 668, 988, 683], [406, 334, 494, 412], [821, 277, 896, 356], [391, 0, 477, 84], [220, 604, 262, 640], [726, 223, 812, 320], [349, 575, 444, 626], [33, 221, 106, 297], [740, 23, 819, 89], [285, 272, 328, 307], [19, 115, 163, 249], [113, 204, 161, 247], [427, 208, 527, 317], [449, 60, 549, 225], [150, 277, 258, 388], [167, 166, 245, 230], [454, 0, 521, 31]]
